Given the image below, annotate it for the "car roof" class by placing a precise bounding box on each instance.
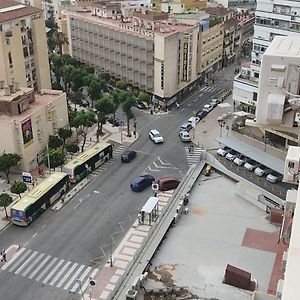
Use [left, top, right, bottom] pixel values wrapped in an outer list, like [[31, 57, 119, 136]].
[[158, 176, 179, 182], [123, 150, 134, 155], [150, 129, 160, 134], [180, 122, 190, 127]]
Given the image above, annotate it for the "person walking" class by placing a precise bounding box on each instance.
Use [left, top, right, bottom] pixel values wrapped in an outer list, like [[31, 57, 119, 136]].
[[1, 249, 6, 262]]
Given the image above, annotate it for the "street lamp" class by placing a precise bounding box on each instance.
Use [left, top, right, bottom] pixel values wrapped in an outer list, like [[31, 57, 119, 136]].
[[217, 117, 226, 138]]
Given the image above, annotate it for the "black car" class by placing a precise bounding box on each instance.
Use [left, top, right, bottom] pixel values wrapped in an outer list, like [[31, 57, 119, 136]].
[[196, 111, 207, 120], [108, 117, 123, 127], [121, 150, 137, 162]]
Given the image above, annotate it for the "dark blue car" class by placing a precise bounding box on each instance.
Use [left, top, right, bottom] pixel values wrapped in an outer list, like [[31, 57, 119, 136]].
[[130, 175, 155, 192]]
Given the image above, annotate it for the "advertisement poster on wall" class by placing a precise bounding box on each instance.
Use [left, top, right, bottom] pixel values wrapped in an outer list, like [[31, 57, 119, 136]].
[[21, 118, 34, 148]]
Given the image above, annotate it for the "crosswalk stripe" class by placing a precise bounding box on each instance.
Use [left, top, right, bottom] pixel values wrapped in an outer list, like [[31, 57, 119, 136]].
[[28, 255, 51, 279], [8, 249, 32, 272], [35, 257, 58, 281], [1, 247, 26, 271], [42, 259, 65, 284], [70, 266, 92, 293], [49, 261, 72, 286], [81, 268, 99, 292], [64, 265, 85, 290], [22, 253, 45, 277], [56, 263, 78, 288], [15, 251, 38, 275]]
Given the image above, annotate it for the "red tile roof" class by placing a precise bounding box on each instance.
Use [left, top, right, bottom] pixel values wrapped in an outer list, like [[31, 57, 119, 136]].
[[0, 0, 42, 23]]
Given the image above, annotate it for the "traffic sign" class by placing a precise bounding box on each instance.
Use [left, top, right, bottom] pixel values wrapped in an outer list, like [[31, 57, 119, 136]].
[[90, 280, 96, 286], [152, 183, 159, 191], [22, 172, 32, 184]]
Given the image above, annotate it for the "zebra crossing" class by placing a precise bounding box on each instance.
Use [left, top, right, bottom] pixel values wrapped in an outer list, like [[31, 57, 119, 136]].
[[1, 247, 99, 294], [185, 146, 202, 166]]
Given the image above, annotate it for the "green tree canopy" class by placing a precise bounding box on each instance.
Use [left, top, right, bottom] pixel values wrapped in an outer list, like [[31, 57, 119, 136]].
[[0, 153, 21, 183], [88, 79, 104, 106], [44, 149, 66, 169], [65, 142, 79, 158], [58, 128, 72, 152], [71, 68, 88, 92], [68, 90, 85, 109], [0, 193, 13, 219], [48, 135, 63, 149], [122, 94, 135, 136], [94, 96, 114, 139], [116, 80, 127, 90], [10, 181, 27, 198], [138, 92, 151, 103]]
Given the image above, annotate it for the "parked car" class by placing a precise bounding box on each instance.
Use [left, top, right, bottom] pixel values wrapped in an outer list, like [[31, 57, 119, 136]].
[[225, 150, 238, 161], [134, 101, 146, 109], [81, 99, 90, 107], [196, 111, 207, 120], [210, 98, 220, 108], [233, 155, 248, 166], [179, 131, 191, 142], [121, 150, 137, 163], [179, 122, 193, 132], [217, 146, 231, 157], [130, 174, 155, 192], [244, 159, 260, 171], [141, 101, 149, 109], [149, 129, 164, 143], [157, 177, 181, 191], [254, 165, 271, 177], [202, 104, 213, 113], [187, 116, 200, 125], [108, 117, 123, 127], [266, 171, 281, 183]]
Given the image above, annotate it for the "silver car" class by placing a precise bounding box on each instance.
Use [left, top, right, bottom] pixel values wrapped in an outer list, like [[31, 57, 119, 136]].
[[244, 159, 260, 171], [266, 171, 281, 183], [225, 150, 238, 161], [179, 131, 191, 142], [254, 165, 271, 177]]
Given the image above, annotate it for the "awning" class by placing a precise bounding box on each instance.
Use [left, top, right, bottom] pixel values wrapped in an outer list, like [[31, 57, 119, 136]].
[[141, 197, 159, 214]]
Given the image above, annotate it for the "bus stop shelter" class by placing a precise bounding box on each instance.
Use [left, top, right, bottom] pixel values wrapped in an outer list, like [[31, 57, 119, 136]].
[[139, 197, 159, 225], [215, 136, 285, 174]]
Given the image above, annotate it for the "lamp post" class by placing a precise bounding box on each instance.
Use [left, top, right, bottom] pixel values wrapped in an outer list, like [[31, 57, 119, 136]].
[[217, 118, 226, 138]]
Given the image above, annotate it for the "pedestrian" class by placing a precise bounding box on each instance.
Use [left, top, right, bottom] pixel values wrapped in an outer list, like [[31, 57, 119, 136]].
[[191, 145, 194, 153], [1, 249, 6, 262], [188, 146, 192, 153], [176, 102, 179, 109]]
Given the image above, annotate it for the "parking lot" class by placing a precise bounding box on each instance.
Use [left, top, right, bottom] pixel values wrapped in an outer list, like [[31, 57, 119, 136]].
[[215, 155, 294, 200]]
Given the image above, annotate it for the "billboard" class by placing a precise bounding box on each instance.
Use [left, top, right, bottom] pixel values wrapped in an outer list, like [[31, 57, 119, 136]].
[[21, 118, 34, 148]]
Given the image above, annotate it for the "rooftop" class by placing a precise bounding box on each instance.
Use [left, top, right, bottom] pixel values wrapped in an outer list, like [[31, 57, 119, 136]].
[[224, 17, 241, 29], [0, 0, 42, 23], [205, 6, 232, 16], [265, 36, 300, 58]]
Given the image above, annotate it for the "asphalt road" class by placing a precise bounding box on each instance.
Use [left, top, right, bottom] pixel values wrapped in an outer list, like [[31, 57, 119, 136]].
[[0, 79, 230, 300]]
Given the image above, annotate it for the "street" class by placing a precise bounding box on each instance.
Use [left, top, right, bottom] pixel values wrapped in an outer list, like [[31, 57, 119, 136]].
[[0, 79, 230, 299]]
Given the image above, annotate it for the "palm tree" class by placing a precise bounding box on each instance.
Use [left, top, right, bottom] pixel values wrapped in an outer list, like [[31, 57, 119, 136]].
[[53, 31, 68, 54]]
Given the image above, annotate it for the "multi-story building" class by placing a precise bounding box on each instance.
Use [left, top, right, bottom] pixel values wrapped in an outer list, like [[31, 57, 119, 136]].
[[66, 3, 202, 107], [152, 0, 206, 13], [233, 0, 300, 112], [0, 83, 68, 172], [197, 17, 224, 79], [0, 0, 51, 91], [213, 0, 256, 10]]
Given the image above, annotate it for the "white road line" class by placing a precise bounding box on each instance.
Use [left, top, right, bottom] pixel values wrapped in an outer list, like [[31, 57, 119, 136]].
[[8, 249, 32, 272], [49, 261, 72, 286], [41, 225, 46, 229], [157, 156, 172, 166], [42, 259, 65, 284], [28, 255, 51, 279], [1, 247, 26, 270], [15, 251, 38, 275], [63, 265, 85, 290], [81, 268, 99, 292], [147, 166, 159, 172], [32, 233, 38, 238], [153, 161, 174, 169], [35, 257, 58, 281], [23, 242, 29, 247], [56, 263, 78, 288], [70, 266, 92, 293], [22, 253, 45, 277]]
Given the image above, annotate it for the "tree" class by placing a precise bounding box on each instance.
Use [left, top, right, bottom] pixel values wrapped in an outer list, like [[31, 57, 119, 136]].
[[10, 181, 27, 198], [58, 128, 72, 152], [48, 135, 63, 150], [62, 54, 77, 66], [44, 149, 65, 170], [61, 64, 76, 95], [45, 19, 58, 31], [66, 142, 79, 158], [0, 193, 13, 219], [52, 31, 68, 54], [0, 153, 21, 183], [138, 92, 151, 103], [116, 80, 127, 90], [94, 96, 114, 139], [74, 110, 96, 152], [71, 68, 88, 92], [69, 89, 85, 109], [110, 90, 121, 125], [122, 94, 135, 137], [88, 79, 105, 107]]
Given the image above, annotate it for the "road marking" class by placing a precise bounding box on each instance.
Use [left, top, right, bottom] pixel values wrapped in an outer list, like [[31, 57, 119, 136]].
[[49, 261, 72, 286], [57, 263, 78, 288], [42, 259, 65, 284], [32, 233, 38, 238], [41, 225, 46, 229], [35, 257, 58, 281], [8, 249, 32, 272], [1, 247, 26, 270], [23, 242, 29, 247], [73, 202, 81, 210], [93, 191, 100, 194], [70, 266, 92, 293], [157, 156, 172, 166], [22, 253, 45, 277], [15, 251, 38, 275], [153, 161, 174, 169], [64, 265, 85, 290], [147, 166, 160, 172], [28, 255, 51, 279], [81, 268, 99, 292]]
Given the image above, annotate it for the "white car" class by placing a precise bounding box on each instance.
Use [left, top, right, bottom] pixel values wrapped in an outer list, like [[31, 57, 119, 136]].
[[244, 160, 260, 171], [149, 129, 164, 144], [217, 146, 231, 157], [179, 131, 191, 142], [254, 165, 271, 177], [187, 116, 200, 126], [210, 98, 220, 107], [202, 104, 213, 113], [225, 150, 238, 161], [233, 155, 247, 166], [266, 171, 281, 183]]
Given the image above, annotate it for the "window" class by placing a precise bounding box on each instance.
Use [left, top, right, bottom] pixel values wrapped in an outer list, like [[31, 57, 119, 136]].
[[160, 62, 164, 90], [8, 52, 12, 65], [23, 47, 28, 57], [253, 92, 257, 101], [254, 72, 259, 78]]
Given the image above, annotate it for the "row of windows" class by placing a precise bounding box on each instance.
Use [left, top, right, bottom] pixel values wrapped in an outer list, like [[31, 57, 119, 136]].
[[202, 43, 223, 57], [201, 54, 222, 69], [253, 44, 267, 53], [202, 31, 223, 44]]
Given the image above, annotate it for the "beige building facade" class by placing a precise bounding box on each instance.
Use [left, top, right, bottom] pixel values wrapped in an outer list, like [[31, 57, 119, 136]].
[[0, 84, 68, 172], [0, 0, 51, 91], [66, 4, 201, 106]]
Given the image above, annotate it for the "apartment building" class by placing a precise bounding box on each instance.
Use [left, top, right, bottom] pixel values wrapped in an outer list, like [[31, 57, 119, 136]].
[[152, 0, 206, 13], [66, 3, 201, 107], [214, 0, 256, 10], [0, 0, 51, 91], [0, 83, 68, 172], [233, 0, 300, 112], [197, 17, 224, 78]]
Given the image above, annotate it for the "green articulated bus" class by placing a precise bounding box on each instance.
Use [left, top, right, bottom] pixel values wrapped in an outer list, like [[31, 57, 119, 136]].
[[11, 172, 70, 226], [62, 142, 113, 183]]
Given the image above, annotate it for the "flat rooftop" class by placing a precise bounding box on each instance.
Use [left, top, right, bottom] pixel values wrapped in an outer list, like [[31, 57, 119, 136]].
[[144, 172, 286, 299], [265, 36, 300, 58]]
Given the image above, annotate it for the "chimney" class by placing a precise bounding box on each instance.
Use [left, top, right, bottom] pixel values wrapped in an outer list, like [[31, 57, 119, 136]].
[[15, 82, 21, 91], [4, 86, 11, 96], [0, 80, 4, 89], [9, 84, 15, 94]]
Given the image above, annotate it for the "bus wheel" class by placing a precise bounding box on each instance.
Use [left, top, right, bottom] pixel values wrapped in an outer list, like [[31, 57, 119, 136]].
[[28, 216, 33, 225]]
